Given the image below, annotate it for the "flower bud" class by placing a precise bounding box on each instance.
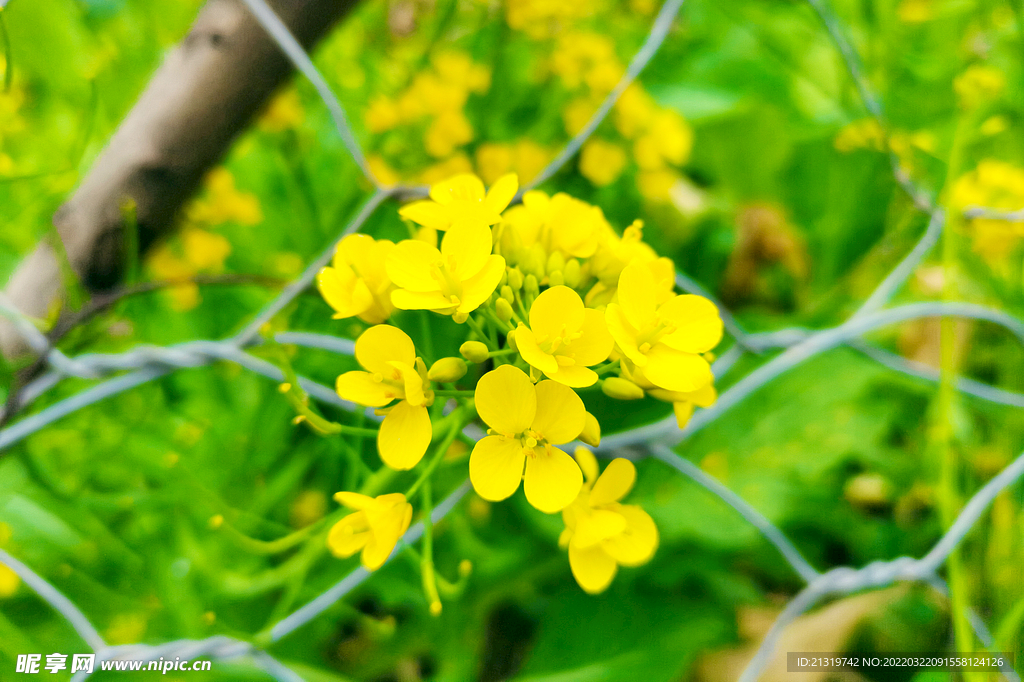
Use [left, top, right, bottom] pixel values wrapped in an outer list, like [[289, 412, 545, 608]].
[[500, 285, 515, 303], [496, 297, 515, 323], [453, 311, 469, 324], [579, 411, 601, 447], [507, 267, 524, 291], [546, 251, 566, 276], [602, 377, 646, 400], [524, 274, 540, 298], [506, 329, 518, 352], [563, 259, 581, 289], [524, 243, 547, 279], [548, 270, 564, 287], [428, 357, 467, 382], [460, 341, 490, 363]]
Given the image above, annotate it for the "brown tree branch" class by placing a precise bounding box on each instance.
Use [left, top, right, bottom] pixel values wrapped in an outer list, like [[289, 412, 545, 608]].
[[0, 0, 357, 357]]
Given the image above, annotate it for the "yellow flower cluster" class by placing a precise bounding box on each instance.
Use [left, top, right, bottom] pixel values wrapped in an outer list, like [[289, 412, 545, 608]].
[[316, 172, 722, 594], [147, 168, 262, 310], [364, 50, 491, 183], [951, 160, 1024, 266], [549, 33, 693, 200], [505, 0, 596, 39]]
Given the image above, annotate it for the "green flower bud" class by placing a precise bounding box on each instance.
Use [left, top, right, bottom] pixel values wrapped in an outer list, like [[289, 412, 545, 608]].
[[496, 297, 515, 323], [563, 259, 581, 289], [428, 357, 468, 383], [508, 267, 524, 291], [579, 411, 601, 447], [546, 251, 566, 276], [524, 274, 540, 298], [453, 311, 468, 324], [548, 270, 564, 287], [506, 329, 518, 352], [602, 377, 646, 400], [460, 341, 490, 363], [524, 243, 547, 279], [500, 285, 515, 303]]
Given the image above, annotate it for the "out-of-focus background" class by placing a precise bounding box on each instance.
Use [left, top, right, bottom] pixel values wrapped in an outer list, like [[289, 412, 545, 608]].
[[1, 0, 1023, 679]]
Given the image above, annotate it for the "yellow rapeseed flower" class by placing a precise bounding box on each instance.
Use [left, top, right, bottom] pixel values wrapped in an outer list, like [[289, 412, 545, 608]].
[[606, 260, 722, 393], [181, 227, 231, 271], [560, 449, 658, 594], [419, 153, 475, 186], [475, 139, 553, 186], [258, 88, 303, 133], [400, 172, 518, 231], [633, 111, 692, 170], [954, 65, 1005, 110], [317, 234, 396, 324], [620, 363, 717, 428], [515, 286, 614, 387], [386, 221, 506, 316], [335, 325, 434, 469], [328, 492, 413, 570], [499, 191, 612, 264], [426, 109, 474, 158], [614, 84, 656, 139], [187, 168, 263, 226], [579, 139, 627, 187], [469, 365, 585, 513], [365, 95, 402, 133]]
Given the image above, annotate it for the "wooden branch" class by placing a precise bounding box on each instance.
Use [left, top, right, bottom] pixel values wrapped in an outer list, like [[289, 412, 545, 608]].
[[0, 0, 356, 357]]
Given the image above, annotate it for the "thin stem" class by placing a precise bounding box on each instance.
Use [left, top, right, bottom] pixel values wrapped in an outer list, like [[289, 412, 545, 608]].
[[420, 476, 442, 616], [406, 411, 468, 499]]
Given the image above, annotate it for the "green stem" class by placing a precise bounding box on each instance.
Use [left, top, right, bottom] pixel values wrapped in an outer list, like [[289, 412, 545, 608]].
[[937, 113, 979, 674], [594, 360, 620, 376], [406, 410, 468, 499], [420, 476, 442, 616], [433, 389, 476, 397], [465, 314, 496, 351]]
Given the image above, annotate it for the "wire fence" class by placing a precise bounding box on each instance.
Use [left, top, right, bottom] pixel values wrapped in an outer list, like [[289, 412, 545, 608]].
[[0, 0, 1022, 679]]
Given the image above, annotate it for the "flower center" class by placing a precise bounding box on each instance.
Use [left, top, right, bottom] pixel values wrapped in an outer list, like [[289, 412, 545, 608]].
[[429, 257, 464, 304]]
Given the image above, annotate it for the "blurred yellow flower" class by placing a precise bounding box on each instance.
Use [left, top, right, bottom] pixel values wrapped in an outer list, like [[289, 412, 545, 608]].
[[419, 153, 475, 186], [951, 160, 1024, 264], [181, 228, 231, 271], [365, 95, 402, 133], [328, 492, 413, 570], [505, 0, 596, 39], [470, 365, 585, 513], [426, 109, 474, 159], [335, 325, 434, 469], [317, 234, 396, 324], [258, 88, 303, 133], [0, 563, 19, 598], [560, 449, 658, 594], [579, 139, 627, 187], [475, 139, 552, 186], [954, 65, 1005, 110], [515, 286, 614, 387], [633, 111, 692, 170], [187, 168, 263, 227]]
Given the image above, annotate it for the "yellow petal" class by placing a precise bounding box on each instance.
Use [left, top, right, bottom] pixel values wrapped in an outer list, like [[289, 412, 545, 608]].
[[616, 261, 658, 331], [529, 285, 585, 338], [567, 308, 614, 366], [531, 380, 585, 444], [573, 508, 628, 548], [336, 371, 397, 407], [601, 504, 658, 566], [516, 324, 560, 375], [523, 446, 583, 513], [317, 266, 372, 319], [355, 325, 417, 376], [361, 530, 398, 570], [469, 435, 526, 501], [483, 172, 518, 215], [441, 221, 492, 279], [378, 401, 432, 470], [334, 491, 375, 509], [574, 446, 599, 484], [658, 295, 723, 354], [605, 304, 646, 367], [430, 173, 485, 204], [590, 458, 636, 507], [389, 360, 425, 406], [457, 254, 506, 313], [327, 513, 370, 558], [475, 365, 536, 434], [546, 364, 599, 388], [568, 542, 618, 594], [387, 240, 442, 292], [399, 200, 451, 229], [392, 289, 457, 311], [642, 345, 712, 393], [673, 401, 694, 428]]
